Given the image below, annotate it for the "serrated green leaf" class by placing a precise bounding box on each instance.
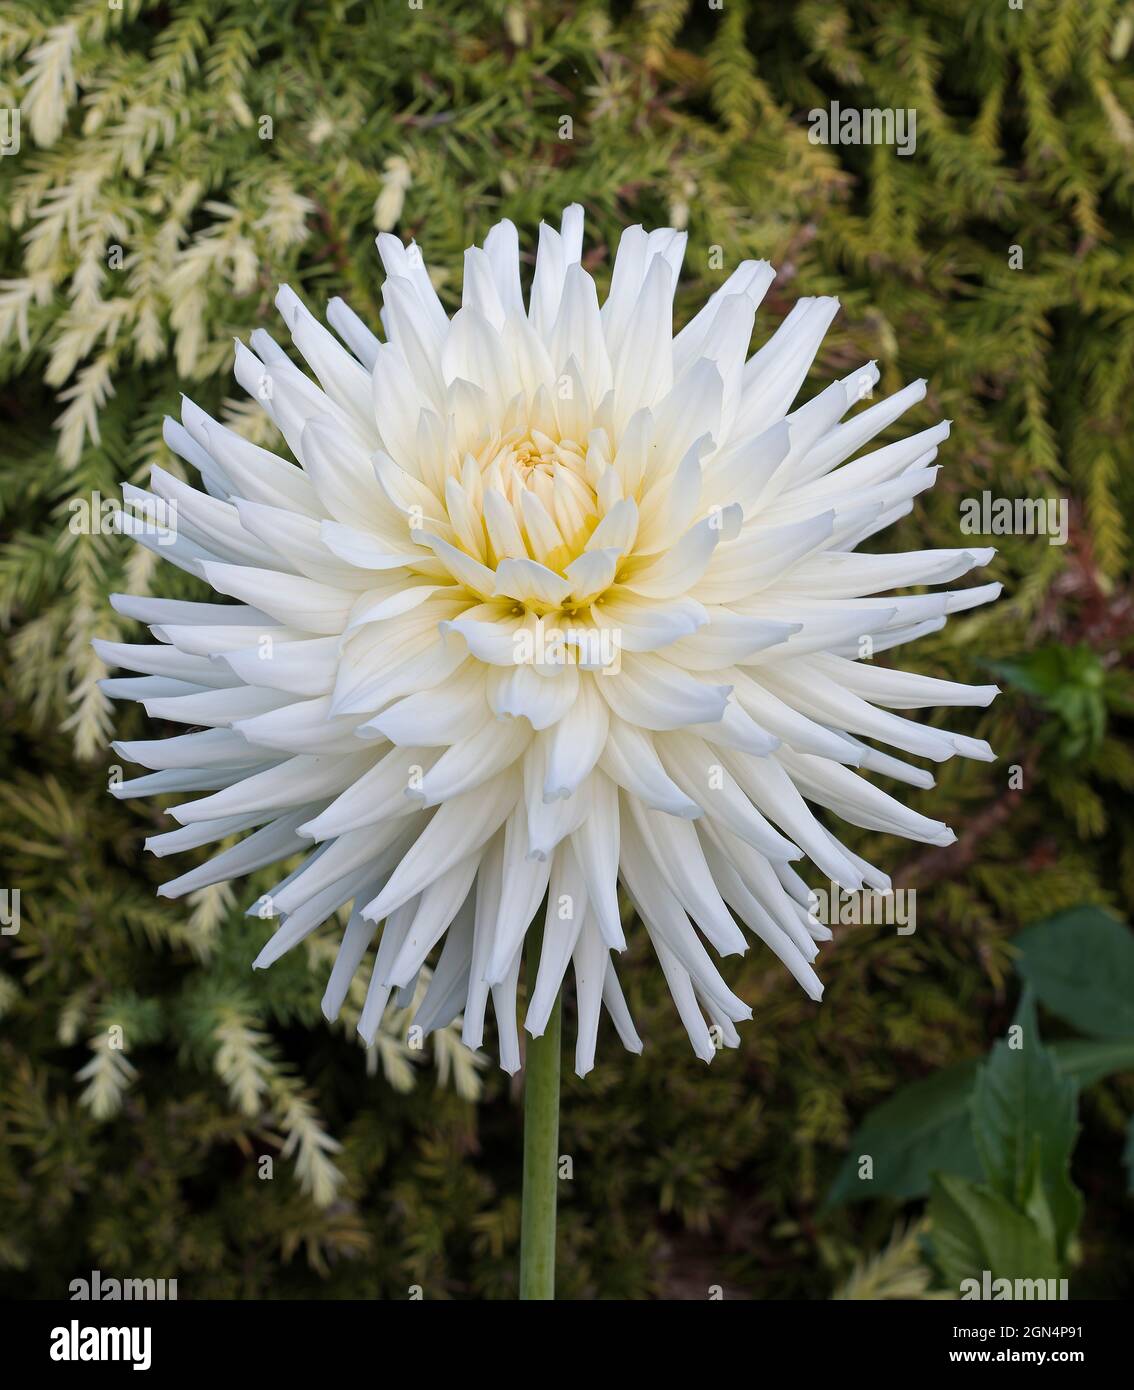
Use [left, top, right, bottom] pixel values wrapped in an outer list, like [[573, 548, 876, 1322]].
[[825, 1026, 1134, 1210], [970, 990, 1081, 1256]]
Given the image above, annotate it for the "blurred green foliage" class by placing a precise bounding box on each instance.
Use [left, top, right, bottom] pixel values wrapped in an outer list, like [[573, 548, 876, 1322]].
[[1, 0, 1133, 1298], [830, 910, 1134, 1289], [989, 645, 1120, 759]]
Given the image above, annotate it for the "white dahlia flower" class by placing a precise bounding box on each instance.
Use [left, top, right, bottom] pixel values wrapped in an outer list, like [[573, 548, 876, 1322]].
[[98, 205, 999, 1076]]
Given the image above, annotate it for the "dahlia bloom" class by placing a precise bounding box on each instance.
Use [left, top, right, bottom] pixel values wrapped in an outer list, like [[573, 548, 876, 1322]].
[[98, 206, 998, 1075]]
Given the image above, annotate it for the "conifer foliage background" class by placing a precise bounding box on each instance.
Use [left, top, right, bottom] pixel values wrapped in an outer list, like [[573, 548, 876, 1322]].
[[1, 0, 1133, 1298]]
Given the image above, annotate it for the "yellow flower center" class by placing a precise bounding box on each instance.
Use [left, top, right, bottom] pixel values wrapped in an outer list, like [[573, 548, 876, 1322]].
[[473, 425, 601, 574]]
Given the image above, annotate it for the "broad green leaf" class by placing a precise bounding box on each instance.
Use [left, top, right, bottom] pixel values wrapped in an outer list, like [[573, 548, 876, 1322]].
[[1049, 1037, 1134, 1086], [824, 1026, 1134, 1209], [1015, 906, 1134, 1039], [823, 1061, 982, 1208], [970, 990, 1081, 1257], [929, 1173, 1060, 1290]]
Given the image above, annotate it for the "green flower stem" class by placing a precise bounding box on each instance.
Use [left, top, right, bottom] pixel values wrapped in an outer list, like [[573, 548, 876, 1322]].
[[519, 962, 561, 1301]]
